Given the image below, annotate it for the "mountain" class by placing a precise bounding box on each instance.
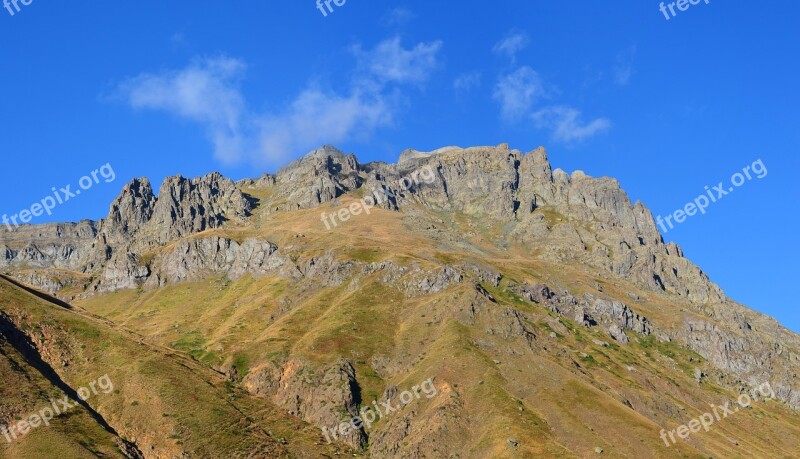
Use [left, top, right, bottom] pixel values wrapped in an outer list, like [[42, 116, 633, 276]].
[[1, 144, 799, 458]]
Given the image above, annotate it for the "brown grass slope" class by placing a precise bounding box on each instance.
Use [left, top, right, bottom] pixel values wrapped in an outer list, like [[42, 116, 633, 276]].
[[72, 196, 800, 458], [0, 276, 353, 458], [0, 335, 126, 459]]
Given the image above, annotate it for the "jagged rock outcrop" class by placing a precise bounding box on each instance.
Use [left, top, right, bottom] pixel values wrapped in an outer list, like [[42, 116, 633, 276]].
[[93, 171, 252, 253], [300, 251, 358, 286], [136, 172, 253, 249], [8, 271, 67, 294], [3, 172, 257, 293], [0, 221, 98, 271], [243, 358, 367, 449], [272, 145, 362, 211], [512, 283, 654, 344], [144, 236, 291, 287], [99, 177, 156, 247], [95, 252, 150, 293], [588, 296, 653, 337], [89, 236, 293, 293]]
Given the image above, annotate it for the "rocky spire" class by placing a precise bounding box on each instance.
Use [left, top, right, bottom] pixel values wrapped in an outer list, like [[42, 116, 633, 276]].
[[145, 172, 252, 247], [99, 177, 156, 246]]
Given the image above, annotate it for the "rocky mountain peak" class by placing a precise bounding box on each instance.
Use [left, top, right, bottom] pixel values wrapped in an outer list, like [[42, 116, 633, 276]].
[[278, 145, 351, 175], [145, 172, 252, 246], [100, 177, 156, 245], [272, 146, 362, 210], [1, 143, 724, 306], [398, 145, 463, 164]]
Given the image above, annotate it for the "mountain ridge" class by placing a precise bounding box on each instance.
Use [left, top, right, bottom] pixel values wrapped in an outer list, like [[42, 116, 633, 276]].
[[1, 143, 799, 457], [0, 143, 726, 304]]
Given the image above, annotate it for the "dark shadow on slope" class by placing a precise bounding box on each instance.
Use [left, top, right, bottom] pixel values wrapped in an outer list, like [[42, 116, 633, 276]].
[[0, 274, 73, 310], [0, 287, 143, 458], [241, 191, 261, 214]]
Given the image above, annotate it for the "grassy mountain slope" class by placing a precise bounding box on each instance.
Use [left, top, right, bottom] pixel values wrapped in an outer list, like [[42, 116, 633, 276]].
[[0, 334, 126, 459], [73, 197, 800, 458], [0, 276, 352, 458]]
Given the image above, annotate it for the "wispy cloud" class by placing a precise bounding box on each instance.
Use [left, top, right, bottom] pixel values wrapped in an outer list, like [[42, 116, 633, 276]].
[[383, 7, 415, 26], [352, 37, 442, 86], [493, 66, 546, 120], [492, 64, 610, 143], [533, 106, 611, 143], [453, 72, 481, 93], [115, 38, 441, 167], [169, 31, 187, 49], [613, 46, 637, 86], [117, 57, 248, 164], [257, 89, 391, 164], [492, 30, 530, 62]]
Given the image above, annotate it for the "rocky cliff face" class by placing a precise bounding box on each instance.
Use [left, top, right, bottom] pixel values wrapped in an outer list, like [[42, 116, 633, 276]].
[[1, 172, 254, 294], [1, 143, 798, 452], [276, 144, 723, 304], [97, 172, 252, 251], [0, 144, 720, 305], [244, 358, 368, 449], [0, 221, 98, 270]]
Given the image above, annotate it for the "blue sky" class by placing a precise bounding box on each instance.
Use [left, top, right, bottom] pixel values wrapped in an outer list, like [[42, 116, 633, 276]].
[[1, 1, 798, 331]]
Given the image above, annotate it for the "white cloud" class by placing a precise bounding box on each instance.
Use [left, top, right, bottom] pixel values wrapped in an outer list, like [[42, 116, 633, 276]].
[[117, 57, 248, 164], [493, 66, 546, 120], [453, 72, 481, 92], [533, 106, 611, 143], [492, 31, 530, 62], [384, 7, 415, 26], [169, 31, 187, 48], [353, 36, 442, 86], [257, 88, 391, 164], [613, 46, 637, 86], [116, 38, 441, 167], [492, 64, 611, 143]]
